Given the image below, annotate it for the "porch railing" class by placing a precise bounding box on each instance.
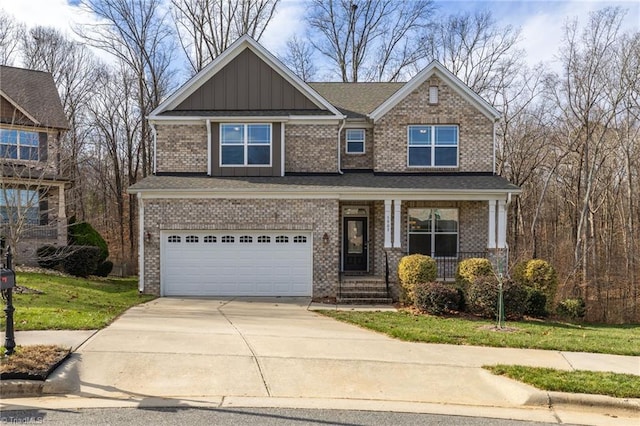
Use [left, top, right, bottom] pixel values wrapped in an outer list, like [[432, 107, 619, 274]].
[[436, 251, 488, 281], [0, 224, 58, 240]]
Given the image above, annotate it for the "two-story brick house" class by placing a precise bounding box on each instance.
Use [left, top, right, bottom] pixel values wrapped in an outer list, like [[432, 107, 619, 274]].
[[1, 65, 70, 263], [129, 36, 520, 301]]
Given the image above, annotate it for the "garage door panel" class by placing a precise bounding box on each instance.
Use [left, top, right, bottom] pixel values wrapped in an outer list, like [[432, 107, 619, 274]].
[[161, 231, 312, 296]]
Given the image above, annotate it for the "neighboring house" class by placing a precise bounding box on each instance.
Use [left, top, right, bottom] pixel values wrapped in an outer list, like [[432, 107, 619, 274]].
[[0, 65, 70, 263], [128, 36, 520, 301]]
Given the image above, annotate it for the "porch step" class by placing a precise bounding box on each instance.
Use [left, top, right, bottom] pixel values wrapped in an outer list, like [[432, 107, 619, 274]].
[[337, 297, 393, 305], [339, 275, 392, 304]]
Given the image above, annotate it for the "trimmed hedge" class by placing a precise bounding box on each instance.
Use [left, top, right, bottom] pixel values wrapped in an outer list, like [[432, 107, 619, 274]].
[[95, 260, 114, 277], [456, 258, 493, 288], [398, 254, 437, 303], [68, 222, 109, 263], [512, 259, 558, 311], [524, 287, 547, 317], [557, 298, 586, 320], [466, 276, 527, 320], [36, 245, 63, 269], [62, 246, 101, 277], [414, 282, 460, 315]]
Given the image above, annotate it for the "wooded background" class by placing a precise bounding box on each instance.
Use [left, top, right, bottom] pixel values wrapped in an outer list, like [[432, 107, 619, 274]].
[[1, 0, 637, 322]]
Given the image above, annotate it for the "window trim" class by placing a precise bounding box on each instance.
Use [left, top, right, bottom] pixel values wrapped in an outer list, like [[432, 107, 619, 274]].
[[407, 125, 459, 168], [345, 129, 365, 154], [220, 123, 272, 167], [0, 128, 39, 161], [407, 208, 459, 258]]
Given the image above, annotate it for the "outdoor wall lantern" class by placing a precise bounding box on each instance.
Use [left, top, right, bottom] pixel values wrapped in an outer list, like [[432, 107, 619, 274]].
[[323, 233, 329, 244]]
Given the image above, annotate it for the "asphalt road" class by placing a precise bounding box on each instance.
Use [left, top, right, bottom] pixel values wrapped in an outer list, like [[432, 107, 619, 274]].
[[0, 407, 564, 426]]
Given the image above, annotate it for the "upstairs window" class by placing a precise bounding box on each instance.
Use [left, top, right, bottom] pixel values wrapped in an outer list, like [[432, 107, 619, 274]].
[[221, 124, 271, 166], [346, 129, 365, 154], [408, 208, 458, 257], [408, 125, 458, 167], [0, 129, 39, 161]]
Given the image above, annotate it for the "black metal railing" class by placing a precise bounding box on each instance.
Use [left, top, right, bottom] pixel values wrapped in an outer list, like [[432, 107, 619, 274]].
[[435, 251, 488, 281], [0, 224, 58, 240]]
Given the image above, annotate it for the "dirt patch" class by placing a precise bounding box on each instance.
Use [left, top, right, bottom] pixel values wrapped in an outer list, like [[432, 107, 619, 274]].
[[0, 345, 70, 380], [478, 325, 521, 333]]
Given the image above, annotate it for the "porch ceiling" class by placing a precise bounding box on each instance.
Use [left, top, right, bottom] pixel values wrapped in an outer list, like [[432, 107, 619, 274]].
[[129, 173, 520, 200]]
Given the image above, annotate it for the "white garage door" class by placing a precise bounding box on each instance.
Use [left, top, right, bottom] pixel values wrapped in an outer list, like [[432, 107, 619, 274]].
[[161, 230, 312, 296]]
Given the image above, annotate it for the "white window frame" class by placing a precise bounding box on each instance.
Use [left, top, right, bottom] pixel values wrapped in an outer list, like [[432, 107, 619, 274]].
[[0, 128, 39, 161], [407, 125, 459, 168], [407, 208, 459, 258], [220, 123, 272, 167], [345, 129, 365, 154]]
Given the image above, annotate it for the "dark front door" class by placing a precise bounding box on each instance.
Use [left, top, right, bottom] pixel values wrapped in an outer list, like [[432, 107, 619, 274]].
[[343, 217, 368, 271]]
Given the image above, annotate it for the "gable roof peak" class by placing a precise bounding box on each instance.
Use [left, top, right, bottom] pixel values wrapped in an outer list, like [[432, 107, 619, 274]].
[[369, 59, 500, 122]]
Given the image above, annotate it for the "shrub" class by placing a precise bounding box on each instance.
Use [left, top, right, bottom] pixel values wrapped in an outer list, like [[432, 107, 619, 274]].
[[557, 298, 586, 320], [466, 276, 527, 320], [68, 222, 109, 263], [512, 259, 558, 311], [414, 282, 460, 315], [524, 287, 547, 318], [36, 245, 63, 269], [62, 246, 101, 277], [398, 254, 437, 303], [456, 258, 493, 288], [95, 260, 114, 277]]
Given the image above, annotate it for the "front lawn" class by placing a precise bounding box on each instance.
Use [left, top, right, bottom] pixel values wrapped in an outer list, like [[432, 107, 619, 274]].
[[485, 365, 640, 398], [319, 310, 640, 356], [0, 272, 155, 330]]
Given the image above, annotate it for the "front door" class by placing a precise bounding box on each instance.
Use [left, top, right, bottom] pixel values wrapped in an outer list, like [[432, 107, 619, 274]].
[[343, 217, 368, 272]]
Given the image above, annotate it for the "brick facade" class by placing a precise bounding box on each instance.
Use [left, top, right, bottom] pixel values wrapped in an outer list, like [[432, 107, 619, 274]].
[[155, 124, 208, 173], [142, 197, 340, 297], [285, 124, 338, 173], [373, 76, 494, 173], [341, 127, 374, 170]]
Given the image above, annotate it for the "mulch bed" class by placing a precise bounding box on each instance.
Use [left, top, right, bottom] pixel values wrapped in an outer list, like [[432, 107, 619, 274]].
[[0, 345, 70, 381]]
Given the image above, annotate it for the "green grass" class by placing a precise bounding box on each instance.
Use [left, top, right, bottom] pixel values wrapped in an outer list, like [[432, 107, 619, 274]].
[[485, 365, 640, 398], [319, 310, 640, 356], [0, 272, 155, 330]]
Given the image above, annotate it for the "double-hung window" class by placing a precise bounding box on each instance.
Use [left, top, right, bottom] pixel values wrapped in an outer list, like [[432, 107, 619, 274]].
[[408, 125, 458, 167], [346, 129, 365, 154], [220, 124, 271, 166], [408, 208, 458, 257], [0, 129, 39, 161], [0, 189, 40, 225]]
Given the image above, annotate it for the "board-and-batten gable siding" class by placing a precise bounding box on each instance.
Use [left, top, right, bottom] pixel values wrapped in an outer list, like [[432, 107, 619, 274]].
[[175, 49, 322, 111]]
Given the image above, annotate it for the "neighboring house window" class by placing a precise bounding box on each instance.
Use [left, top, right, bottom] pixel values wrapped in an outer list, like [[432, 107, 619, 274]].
[[346, 129, 365, 154], [220, 124, 271, 166], [407, 125, 458, 167], [0, 189, 40, 224], [0, 129, 39, 160], [408, 208, 458, 257]]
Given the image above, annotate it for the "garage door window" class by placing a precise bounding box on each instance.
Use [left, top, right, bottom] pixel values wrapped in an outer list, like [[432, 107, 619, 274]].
[[168, 235, 181, 243], [294, 236, 307, 243], [204, 236, 216, 243], [258, 236, 270, 243], [276, 236, 289, 243], [222, 236, 234, 243], [186, 235, 199, 243], [240, 236, 252, 243]]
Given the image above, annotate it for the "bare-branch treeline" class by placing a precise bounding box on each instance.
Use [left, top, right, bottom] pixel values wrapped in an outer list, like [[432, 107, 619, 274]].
[[0, 3, 637, 321]]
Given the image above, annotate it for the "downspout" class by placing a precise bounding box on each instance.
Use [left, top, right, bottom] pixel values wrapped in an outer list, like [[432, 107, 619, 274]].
[[337, 117, 347, 175], [150, 123, 157, 175], [137, 192, 144, 293], [492, 118, 497, 175], [206, 119, 212, 176]]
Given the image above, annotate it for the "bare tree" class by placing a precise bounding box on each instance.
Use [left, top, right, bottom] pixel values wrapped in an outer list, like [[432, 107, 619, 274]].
[[421, 10, 522, 102], [280, 35, 317, 81], [0, 10, 24, 66], [171, 0, 280, 74], [307, 0, 434, 82]]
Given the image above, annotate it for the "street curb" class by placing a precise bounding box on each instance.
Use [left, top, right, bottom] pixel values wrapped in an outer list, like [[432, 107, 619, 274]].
[[547, 391, 640, 412], [1, 354, 80, 399]]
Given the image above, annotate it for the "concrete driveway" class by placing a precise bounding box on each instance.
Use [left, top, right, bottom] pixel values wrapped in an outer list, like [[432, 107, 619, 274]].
[[69, 297, 593, 408]]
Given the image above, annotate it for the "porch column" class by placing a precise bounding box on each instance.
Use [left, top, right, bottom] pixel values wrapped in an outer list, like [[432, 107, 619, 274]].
[[57, 184, 67, 246], [393, 199, 401, 248], [497, 199, 507, 248], [488, 199, 496, 249], [384, 199, 392, 248]]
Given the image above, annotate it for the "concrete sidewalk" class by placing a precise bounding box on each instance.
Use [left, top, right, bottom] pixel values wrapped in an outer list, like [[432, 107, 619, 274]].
[[1, 298, 638, 425]]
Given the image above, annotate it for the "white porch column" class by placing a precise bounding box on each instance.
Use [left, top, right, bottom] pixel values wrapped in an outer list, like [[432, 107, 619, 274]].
[[384, 199, 392, 248], [497, 199, 507, 249], [488, 199, 496, 249], [57, 184, 66, 219], [393, 199, 401, 248]]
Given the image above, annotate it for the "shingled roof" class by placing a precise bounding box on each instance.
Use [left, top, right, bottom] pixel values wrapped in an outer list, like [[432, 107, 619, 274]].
[[0, 65, 69, 129], [309, 82, 404, 118]]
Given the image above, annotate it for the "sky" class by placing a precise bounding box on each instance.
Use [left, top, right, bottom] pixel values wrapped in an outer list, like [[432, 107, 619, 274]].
[[1, 0, 638, 76]]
